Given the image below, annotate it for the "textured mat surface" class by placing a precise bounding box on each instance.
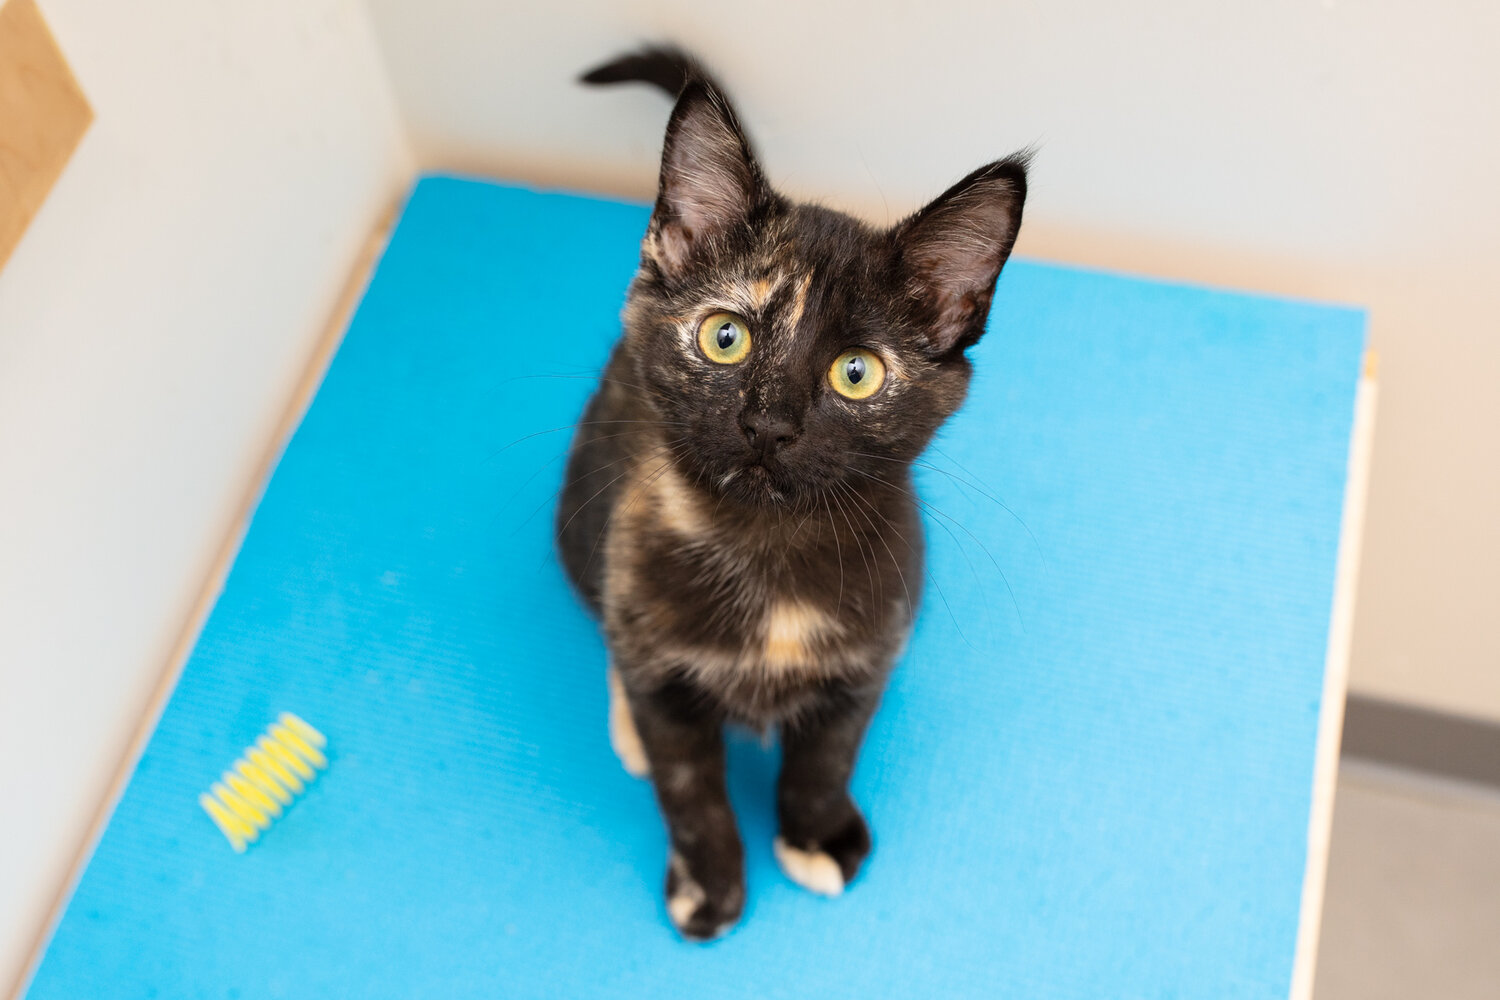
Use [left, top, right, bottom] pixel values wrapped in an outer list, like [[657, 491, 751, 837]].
[[27, 176, 1365, 999]]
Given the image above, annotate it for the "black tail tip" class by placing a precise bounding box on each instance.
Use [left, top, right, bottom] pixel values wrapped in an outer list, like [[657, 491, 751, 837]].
[[578, 61, 629, 85], [578, 45, 700, 97]]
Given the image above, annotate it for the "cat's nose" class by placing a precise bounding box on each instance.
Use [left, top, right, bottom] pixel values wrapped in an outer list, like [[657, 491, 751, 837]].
[[740, 411, 799, 457]]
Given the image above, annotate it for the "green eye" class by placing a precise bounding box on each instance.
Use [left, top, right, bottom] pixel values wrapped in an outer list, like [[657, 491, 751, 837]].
[[829, 349, 886, 399], [698, 312, 751, 364]]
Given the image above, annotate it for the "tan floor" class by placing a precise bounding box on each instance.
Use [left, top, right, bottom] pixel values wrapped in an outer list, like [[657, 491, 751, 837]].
[[1314, 763, 1500, 1000]]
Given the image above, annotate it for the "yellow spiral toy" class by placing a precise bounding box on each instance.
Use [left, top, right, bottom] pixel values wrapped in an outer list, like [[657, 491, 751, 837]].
[[198, 712, 328, 853]]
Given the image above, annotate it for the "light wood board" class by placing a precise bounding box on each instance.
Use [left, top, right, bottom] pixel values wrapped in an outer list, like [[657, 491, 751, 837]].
[[0, 0, 92, 272]]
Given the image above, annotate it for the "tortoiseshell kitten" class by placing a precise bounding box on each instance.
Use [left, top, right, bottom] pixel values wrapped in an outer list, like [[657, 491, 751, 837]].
[[556, 48, 1027, 939]]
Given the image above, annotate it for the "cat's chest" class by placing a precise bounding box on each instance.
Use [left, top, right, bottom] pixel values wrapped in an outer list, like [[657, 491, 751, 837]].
[[620, 522, 862, 667], [601, 460, 905, 684]]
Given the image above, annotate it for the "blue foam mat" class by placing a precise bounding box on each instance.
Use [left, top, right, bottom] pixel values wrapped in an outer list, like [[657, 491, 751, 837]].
[[28, 176, 1365, 998]]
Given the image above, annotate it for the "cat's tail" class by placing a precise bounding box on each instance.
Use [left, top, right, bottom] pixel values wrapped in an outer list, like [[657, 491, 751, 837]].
[[579, 46, 716, 99]]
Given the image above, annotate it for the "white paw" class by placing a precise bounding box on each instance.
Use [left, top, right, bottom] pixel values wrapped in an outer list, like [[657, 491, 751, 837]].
[[666, 852, 707, 928], [773, 837, 845, 897], [608, 666, 649, 778]]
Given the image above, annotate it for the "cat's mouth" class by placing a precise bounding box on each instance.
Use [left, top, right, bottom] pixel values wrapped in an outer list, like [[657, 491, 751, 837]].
[[718, 462, 790, 505]]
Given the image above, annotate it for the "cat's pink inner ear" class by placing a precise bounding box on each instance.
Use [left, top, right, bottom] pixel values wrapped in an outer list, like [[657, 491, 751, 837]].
[[654, 85, 759, 273], [897, 161, 1027, 354], [653, 223, 695, 273]]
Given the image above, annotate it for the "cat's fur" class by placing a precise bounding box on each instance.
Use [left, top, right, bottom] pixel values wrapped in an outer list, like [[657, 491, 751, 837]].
[[556, 48, 1027, 939]]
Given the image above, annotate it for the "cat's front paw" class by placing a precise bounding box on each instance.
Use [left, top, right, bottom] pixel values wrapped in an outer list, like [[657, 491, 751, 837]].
[[774, 807, 870, 897], [666, 851, 744, 941]]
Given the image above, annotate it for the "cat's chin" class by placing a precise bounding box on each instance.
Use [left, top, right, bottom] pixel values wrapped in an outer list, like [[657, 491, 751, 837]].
[[714, 463, 796, 508]]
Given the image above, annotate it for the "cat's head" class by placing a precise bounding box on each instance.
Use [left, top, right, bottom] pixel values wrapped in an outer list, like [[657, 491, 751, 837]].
[[623, 76, 1027, 508]]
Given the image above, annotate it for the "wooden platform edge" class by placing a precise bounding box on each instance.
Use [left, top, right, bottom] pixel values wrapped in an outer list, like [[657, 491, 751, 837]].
[[7, 200, 401, 1000], [1289, 351, 1379, 1000]]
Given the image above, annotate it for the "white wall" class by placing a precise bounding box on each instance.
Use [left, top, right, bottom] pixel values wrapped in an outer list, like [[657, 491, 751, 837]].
[[0, 0, 411, 989], [364, 0, 1500, 722]]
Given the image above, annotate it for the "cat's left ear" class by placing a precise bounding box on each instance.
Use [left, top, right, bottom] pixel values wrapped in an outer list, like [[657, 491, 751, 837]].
[[892, 154, 1029, 355]]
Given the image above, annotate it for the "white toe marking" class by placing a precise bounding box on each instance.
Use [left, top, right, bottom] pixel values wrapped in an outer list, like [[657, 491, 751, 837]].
[[608, 666, 649, 778], [667, 890, 700, 928], [774, 837, 845, 897], [667, 852, 706, 928]]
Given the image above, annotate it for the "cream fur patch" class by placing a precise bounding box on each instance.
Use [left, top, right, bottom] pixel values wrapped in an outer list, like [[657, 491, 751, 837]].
[[667, 851, 707, 928], [773, 837, 845, 896], [607, 666, 649, 778], [785, 272, 813, 332], [763, 600, 840, 672], [750, 277, 774, 308], [721, 273, 782, 314], [648, 459, 709, 539]]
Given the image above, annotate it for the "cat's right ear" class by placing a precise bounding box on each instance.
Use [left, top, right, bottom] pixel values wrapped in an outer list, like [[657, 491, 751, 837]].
[[650, 82, 765, 275]]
